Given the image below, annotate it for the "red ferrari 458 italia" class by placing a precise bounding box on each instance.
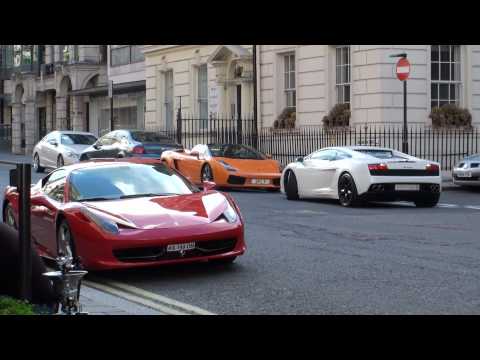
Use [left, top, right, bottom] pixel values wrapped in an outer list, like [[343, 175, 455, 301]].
[[2, 161, 245, 271]]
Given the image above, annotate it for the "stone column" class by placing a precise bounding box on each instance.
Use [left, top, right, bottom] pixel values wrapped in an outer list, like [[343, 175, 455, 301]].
[[11, 102, 23, 154], [72, 95, 84, 131], [56, 96, 67, 130], [24, 100, 36, 155], [46, 92, 53, 132]]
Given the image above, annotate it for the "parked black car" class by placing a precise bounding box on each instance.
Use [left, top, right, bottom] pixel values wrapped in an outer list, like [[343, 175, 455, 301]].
[[79, 130, 183, 161]]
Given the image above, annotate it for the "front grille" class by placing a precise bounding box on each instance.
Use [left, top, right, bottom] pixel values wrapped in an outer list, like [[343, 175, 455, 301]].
[[227, 175, 246, 185], [470, 163, 479, 168], [369, 169, 439, 176], [113, 238, 237, 263]]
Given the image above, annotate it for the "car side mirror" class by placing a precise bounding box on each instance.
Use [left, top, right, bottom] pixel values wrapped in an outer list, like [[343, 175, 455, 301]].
[[93, 143, 101, 150], [190, 151, 200, 159], [49, 140, 58, 147], [202, 181, 217, 192], [296, 157, 304, 163]]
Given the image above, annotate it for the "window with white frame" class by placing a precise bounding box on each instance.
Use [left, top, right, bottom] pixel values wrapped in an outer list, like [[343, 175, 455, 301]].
[[335, 46, 351, 104], [431, 45, 461, 108], [197, 64, 208, 121], [284, 53, 296, 109]]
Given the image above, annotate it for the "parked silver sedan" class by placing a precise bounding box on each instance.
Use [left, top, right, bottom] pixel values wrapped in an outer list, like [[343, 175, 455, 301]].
[[453, 154, 480, 187], [32, 131, 97, 173]]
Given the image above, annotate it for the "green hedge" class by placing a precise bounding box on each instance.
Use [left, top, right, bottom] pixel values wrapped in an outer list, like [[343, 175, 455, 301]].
[[0, 296, 36, 315]]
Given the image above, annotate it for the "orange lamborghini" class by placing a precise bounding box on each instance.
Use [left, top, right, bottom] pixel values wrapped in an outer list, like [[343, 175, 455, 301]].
[[161, 144, 282, 190]]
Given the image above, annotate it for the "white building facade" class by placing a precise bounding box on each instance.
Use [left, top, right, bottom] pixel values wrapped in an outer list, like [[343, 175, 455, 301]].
[[257, 45, 480, 128], [143, 45, 254, 132]]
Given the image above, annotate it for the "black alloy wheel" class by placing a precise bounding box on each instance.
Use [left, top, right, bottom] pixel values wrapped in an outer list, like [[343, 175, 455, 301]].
[[57, 155, 64, 168], [57, 220, 77, 259], [4, 203, 17, 229], [285, 170, 299, 200], [338, 173, 359, 207], [34, 153, 44, 173], [201, 164, 214, 182]]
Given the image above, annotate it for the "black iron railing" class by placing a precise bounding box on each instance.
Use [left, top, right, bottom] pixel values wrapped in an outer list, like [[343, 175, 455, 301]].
[[163, 119, 479, 171], [256, 125, 480, 171], [169, 113, 257, 150]]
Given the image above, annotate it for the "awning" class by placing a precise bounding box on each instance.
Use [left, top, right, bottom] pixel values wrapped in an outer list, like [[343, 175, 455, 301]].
[[68, 80, 146, 97]]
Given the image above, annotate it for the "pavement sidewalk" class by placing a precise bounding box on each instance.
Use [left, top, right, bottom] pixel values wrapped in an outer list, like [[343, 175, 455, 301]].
[[79, 284, 163, 315]]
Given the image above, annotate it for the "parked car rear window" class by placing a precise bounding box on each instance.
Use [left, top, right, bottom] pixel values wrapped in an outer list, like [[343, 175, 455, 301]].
[[61, 134, 97, 145], [208, 144, 266, 160], [355, 149, 396, 159], [131, 131, 176, 144]]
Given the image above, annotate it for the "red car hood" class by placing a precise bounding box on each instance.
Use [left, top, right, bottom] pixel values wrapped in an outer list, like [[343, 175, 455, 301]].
[[82, 191, 230, 230]]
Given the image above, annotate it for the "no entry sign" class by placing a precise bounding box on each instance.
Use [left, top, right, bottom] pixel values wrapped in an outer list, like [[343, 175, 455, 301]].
[[396, 58, 411, 81]]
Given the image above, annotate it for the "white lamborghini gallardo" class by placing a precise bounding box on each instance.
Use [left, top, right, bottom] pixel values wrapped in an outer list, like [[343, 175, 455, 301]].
[[280, 146, 442, 207]]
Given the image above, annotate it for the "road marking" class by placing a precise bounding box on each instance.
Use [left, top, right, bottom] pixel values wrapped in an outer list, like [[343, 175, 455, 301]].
[[438, 203, 460, 208], [84, 278, 215, 316], [465, 205, 480, 211]]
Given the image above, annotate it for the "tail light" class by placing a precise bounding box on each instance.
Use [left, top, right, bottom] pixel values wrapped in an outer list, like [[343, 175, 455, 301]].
[[426, 163, 440, 172], [132, 145, 145, 154], [368, 163, 388, 171]]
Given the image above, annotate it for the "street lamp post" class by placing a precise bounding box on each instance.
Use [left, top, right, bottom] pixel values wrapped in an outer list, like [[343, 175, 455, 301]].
[[390, 53, 409, 154]]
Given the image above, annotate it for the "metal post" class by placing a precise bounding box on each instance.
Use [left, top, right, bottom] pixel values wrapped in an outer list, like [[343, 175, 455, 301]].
[[403, 80, 408, 154], [176, 96, 182, 145], [18, 163, 32, 301], [252, 45, 258, 148], [109, 80, 114, 131]]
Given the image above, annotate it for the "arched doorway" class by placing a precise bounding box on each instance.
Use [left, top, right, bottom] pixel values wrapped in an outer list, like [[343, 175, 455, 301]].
[[13, 84, 26, 151], [58, 76, 73, 130]]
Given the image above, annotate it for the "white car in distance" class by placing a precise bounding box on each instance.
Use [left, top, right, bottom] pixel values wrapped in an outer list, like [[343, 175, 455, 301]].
[[281, 146, 442, 207], [33, 131, 97, 172]]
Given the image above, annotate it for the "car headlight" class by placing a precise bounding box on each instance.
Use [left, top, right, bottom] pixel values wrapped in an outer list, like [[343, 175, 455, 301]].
[[219, 160, 238, 172], [66, 151, 79, 158], [80, 208, 119, 234], [223, 203, 238, 223]]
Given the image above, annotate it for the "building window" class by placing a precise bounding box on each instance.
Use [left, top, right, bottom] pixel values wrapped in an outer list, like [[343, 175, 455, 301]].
[[284, 53, 296, 109], [431, 45, 461, 108], [164, 70, 174, 130], [197, 64, 208, 123], [131, 45, 144, 63], [111, 45, 144, 66], [335, 46, 351, 104]]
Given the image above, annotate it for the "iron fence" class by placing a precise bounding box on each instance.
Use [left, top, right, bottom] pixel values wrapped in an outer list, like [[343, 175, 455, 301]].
[[168, 113, 257, 150], [257, 125, 480, 171], [159, 117, 480, 171]]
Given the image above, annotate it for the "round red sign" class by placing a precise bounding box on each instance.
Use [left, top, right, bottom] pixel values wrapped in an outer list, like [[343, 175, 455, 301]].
[[396, 58, 411, 81]]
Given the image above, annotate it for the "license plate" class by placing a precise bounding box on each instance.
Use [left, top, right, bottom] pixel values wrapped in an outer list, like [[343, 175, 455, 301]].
[[167, 242, 196, 252], [395, 184, 420, 191], [457, 171, 472, 178], [251, 179, 270, 185]]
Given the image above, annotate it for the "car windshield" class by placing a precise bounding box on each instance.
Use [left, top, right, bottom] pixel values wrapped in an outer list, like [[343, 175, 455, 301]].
[[208, 144, 266, 160], [60, 134, 97, 145], [131, 131, 176, 144], [69, 164, 199, 201], [355, 149, 397, 159]]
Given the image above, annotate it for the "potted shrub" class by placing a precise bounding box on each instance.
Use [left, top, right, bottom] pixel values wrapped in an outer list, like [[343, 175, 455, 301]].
[[322, 103, 351, 128], [429, 104, 472, 129], [273, 108, 296, 130]]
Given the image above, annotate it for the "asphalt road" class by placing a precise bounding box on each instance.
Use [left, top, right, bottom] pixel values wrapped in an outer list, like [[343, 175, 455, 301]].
[[91, 187, 480, 315], [2, 161, 480, 314]]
